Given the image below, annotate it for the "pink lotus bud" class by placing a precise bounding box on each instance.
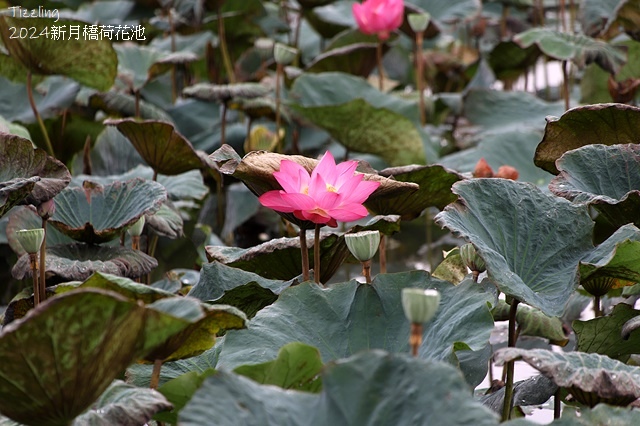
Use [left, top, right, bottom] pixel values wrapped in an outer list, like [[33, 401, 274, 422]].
[[496, 165, 519, 180], [352, 0, 405, 41], [37, 199, 56, 220]]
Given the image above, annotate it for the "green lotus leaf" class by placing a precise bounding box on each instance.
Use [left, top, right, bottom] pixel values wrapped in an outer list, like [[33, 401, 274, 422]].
[[144, 297, 246, 363], [105, 119, 207, 176], [6, 206, 74, 257], [149, 32, 215, 56], [306, 42, 381, 77], [432, 248, 468, 284], [0, 289, 152, 425], [492, 300, 568, 346], [480, 375, 557, 416], [367, 164, 463, 220], [303, 2, 356, 39], [234, 342, 323, 393], [205, 215, 400, 283], [217, 272, 494, 387], [462, 89, 565, 135], [220, 183, 260, 239], [408, 0, 481, 24], [228, 96, 290, 123], [0, 17, 116, 91], [153, 370, 216, 425], [211, 146, 418, 228], [574, 303, 640, 363], [0, 177, 38, 219], [514, 27, 627, 74], [535, 104, 640, 175], [578, 224, 640, 291], [289, 72, 425, 166], [89, 91, 174, 122], [49, 178, 166, 244], [580, 0, 624, 37], [79, 272, 175, 303], [179, 351, 499, 426], [72, 127, 144, 176], [435, 179, 594, 316], [188, 262, 294, 318], [0, 133, 71, 207], [550, 144, 640, 227], [73, 380, 172, 426], [488, 41, 541, 83], [11, 243, 158, 281], [0, 76, 79, 123], [544, 404, 640, 425], [0, 114, 30, 140], [495, 347, 640, 407], [114, 44, 175, 91], [598, 0, 640, 40]]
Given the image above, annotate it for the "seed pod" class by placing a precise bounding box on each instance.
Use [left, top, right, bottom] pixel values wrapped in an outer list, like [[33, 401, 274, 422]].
[[127, 216, 146, 237], [274, 43, 297, 65], [408, 12, 431, 33], [15, 229, 45, 254], [402, 288, 441, 323], [345, 230, 381, 262]]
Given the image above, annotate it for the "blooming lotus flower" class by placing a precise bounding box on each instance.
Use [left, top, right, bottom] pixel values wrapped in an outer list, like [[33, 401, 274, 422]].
[[352, 0, 405, 41], [259, 152, 380, 227]]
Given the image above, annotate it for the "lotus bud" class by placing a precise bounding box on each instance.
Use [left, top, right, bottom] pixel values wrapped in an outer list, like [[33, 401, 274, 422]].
[[37, 198, 56, 220], [345, 230, 381, 262], [460, 243, 486, 274], [473, 158, 494, 178], [402, 288, 440, 324], [244, 125, 281, 153], [15, 229, 45, 254], [408, 12, 430, 33], [274, 43, 297, 65], [255, 37, 274, 55], [127, 216, 146, 237], [496, 165, 519, 181]]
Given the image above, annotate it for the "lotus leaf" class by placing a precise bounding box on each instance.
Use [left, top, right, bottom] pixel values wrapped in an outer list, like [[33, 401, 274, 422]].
[[73, 380, 172, 426], [12, 243, 158, 281], [550, 144, 640, 227], [492, 300, 568, 346], [0, 17, 116, 91], [179, 350, 499, 426], [49, 178, 166, 244], [435, 179, 594, 316], [105, 118, 208, 176], [0, 289, 155, 425], [216, 272, 494, 385], [90, 91, 174, 122], [182, 83, 270, 103], [495, 347, 640, 407], [0, 133, 71, 207], [514, 27, 627, 74], [574, 303, 640, 363], [535, 104, 640, 174]]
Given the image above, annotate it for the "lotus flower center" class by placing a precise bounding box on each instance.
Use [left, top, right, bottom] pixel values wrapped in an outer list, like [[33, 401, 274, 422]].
[[326, 184, 337, 193]]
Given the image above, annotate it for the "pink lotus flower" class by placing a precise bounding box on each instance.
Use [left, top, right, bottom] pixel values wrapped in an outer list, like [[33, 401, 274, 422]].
[[352, 0, 405, 40], [259, 152, 380, 227]]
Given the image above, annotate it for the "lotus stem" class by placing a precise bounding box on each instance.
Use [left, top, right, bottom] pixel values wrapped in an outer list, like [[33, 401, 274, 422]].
[[217, 4, 236, 84], [379, 235, 387, 273], [39, 218, 47, 301], [415, 30, 426, 126], [362, 260, 372, 284], [275, 62, 283, 152], [376, 40, 384, 91], [314, 224, 321, 286], [26, 71, 54, 157], [134, 90, 140, 118], [594, 295, 602, 317], [472, 270, 480, 282], [425, 213, 433, 271], [410, 323, 422, 357], [554, 388, 562, 418], [29, 253, 41, 307], [146, 233, 159, 285], [150, 359, 163, 389], [131, 235, 140, 251], [559, 0, 566, 32], [300, 228, 310, 281], [220, 102, 228, 148], [500, 5, 509, 39], [501, 299, 520, 421], [562, 60, 569, 110], [169, 9, 177, 104]]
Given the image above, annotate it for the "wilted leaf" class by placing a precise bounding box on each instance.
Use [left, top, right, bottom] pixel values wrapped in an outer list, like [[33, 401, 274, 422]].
[[492, 300, 568, 346]]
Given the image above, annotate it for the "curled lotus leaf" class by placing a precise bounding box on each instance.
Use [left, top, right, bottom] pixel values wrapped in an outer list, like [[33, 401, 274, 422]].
[[11, 243, 158, 281], [105, 119, 209, 175], [183, 83, 270, 103], [0, 177, 39, 219], [550, 144, 640, 227], [534, 104, 640, 174], [0, 289, 151, 426], [210, 145, 418, 228], [495, 347, 640, 407], [49, 178, 166, 244], [0, 133, 71, 207]]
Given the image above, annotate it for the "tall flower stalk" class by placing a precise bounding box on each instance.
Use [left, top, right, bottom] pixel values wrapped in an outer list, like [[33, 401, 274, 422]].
[[408, 13, 430, 126]]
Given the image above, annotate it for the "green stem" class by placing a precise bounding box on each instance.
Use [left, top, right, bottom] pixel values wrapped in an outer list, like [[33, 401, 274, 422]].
[[150, 359, 163, 389], [30, 253, 40, 307], [415, 30, 426, 126], [501, 299, 520, 421], [379, 234, 387, 273], [39, 218, 47, 302], [275, 63, 283, 152], [554, 388, 562, 419], [594, 295, 602, 317], [362, 260, 372, 284], [314, 224, 321, 285], [217, 4, 236, 83], [146, 233, 159, 285], [220, 102, 228, 147], [376, 40, 384, 91], [300, 228, 310, 281], [26, 71, 54, 156], [562, 60, 569, 111]]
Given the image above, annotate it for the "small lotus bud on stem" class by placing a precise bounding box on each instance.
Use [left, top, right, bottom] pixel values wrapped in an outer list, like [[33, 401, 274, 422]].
[[460, 243, 486, 282], [402, 288, 441, 357]]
